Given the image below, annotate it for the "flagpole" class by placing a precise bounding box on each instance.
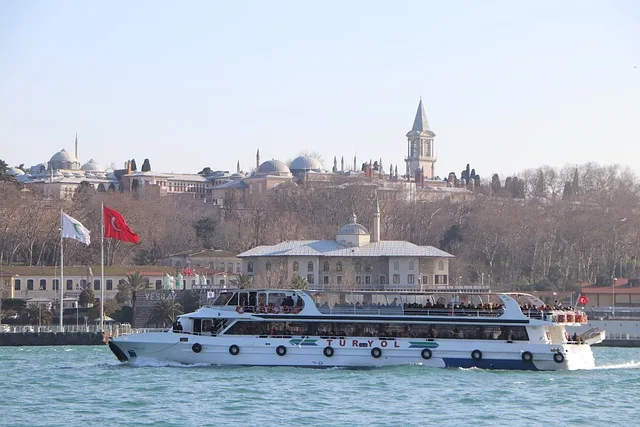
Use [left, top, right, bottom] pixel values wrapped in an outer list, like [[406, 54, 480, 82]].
[[100, 203, 104, 331], [59, 210, 64, 329]]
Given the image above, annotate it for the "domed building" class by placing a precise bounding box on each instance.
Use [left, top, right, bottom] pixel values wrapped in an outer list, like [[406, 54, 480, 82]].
[[238, 202, 455, 290], [256, 160, 291, 177], [48, 149, 80, 171], [289, 155, 323, 174], [81, 159, 104, 172]]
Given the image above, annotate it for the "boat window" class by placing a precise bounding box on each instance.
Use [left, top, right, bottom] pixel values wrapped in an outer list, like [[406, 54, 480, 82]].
[[212, 292, 233, 306], [228, 293, 239, 306], [267, 292, 286, 306]]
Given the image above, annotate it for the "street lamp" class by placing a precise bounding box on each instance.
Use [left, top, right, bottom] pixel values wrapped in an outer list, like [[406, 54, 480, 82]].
[[612, 277, 617, 317]]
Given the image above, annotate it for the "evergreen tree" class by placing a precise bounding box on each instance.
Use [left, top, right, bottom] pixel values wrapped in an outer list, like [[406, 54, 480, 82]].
[[141, 158, 151, 172], [491, 174, 501, 194], [130, 159, 137, 171]]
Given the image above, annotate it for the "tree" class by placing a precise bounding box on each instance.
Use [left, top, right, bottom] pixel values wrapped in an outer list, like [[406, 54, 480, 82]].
[[291, 275, 308, 290], [198, 167, 212, 176], [146, 298, 184, 327], [116, 272, 150, 317], [231, 273, 253, 289], [88, 298, 121, 320], [130, 159, 137, 171], [194, 217, 216, 249], [79, 288, 96, 308], [21, 303, 52, 326], [491, 174, 501, 194], [439, 224, 464, 254], [178, 291, 201, 312], [141, 158, 151, 172]]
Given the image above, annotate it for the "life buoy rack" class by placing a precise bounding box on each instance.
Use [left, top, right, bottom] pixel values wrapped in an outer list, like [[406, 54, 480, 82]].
[[276, 345, 287, 356], [292, 306, 302, 314], [323, 346, 334, 358], [371, 347, 382, 359], [521, 351, 533, 362], [421, 349, 432, 360], [268, 306, 281, 314], [192, 343, 203, 353], [471, 349, 483, 361], [229, 344, 240, 356], [553, 352, 564, 363], [235, 306, 245, 314]]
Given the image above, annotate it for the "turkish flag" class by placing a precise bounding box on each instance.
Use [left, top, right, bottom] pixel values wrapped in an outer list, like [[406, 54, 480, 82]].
[[577, 295, 589, 305], [103, 205, 140, 244]]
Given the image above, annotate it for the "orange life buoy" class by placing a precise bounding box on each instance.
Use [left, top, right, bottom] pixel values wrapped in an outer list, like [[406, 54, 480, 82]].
[[236, 306, 245, 314], [292, 306, 301, 314], [272, 306, 281, 314]]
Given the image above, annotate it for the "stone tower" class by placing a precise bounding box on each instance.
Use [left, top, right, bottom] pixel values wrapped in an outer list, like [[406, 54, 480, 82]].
[[404, 98, 437, 179]]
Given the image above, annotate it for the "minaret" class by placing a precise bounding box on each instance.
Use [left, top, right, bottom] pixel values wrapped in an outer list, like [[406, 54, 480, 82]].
[[341, 156, 344, 172], [74, 133, 78, 161], [237, 160, 240, 173], [404, 98, 437, 179], [372, 199, 381, 242], [333, 156, 337, 173], [256, 149, 260, 170], [353, 155, 357, 172]]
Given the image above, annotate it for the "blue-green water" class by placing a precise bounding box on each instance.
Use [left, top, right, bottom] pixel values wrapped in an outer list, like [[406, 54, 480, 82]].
[[2, 346, 639, 427]]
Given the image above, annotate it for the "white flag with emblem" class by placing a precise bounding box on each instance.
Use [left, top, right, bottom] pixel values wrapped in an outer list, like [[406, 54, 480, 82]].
[[61, 212, 91, 245]]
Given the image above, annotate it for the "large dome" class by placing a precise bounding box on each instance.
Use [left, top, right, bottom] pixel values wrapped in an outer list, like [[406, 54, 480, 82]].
[[257, 160, 291, 175], [290, 155, 323, 172], [337, 213, 369, 236], [81, 159, 104, 172], [49, 149, 80, 170]]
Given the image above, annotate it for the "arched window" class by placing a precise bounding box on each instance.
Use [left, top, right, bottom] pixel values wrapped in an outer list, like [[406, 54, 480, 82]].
[[248, 262, 253, 273], [266, 262, 272, 272], [293, 261, 299, 272], [336, 262, 342, 272], [409, 261, 414, 270], [365, 262, 371, 272], [393, 261, 399, 270], [323, 261, 329, 271], [227, 262, 233, 272], [307, 261, 314, 272]]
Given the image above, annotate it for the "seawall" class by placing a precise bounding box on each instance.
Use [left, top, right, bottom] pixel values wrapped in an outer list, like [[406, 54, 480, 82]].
[[0, 331, 106, 346]]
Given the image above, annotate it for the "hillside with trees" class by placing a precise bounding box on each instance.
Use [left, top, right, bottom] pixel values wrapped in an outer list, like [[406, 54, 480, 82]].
[[1, 162, 638, 293]]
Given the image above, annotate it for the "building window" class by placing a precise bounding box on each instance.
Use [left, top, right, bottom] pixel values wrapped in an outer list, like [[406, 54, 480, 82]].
[[435, 275, 448, 284], [176, 261, 182, 267], [266, 262, 272, 272], [236, 263, 241, 273], [220, 279, 225, 285], [380, 275, 386, 285], [336, 276, 343, 285], [422, 276, 429, 285], [27, 279, 34, 291], [94, 279, 101, 291], [248, 262, 253, 273], [209, 262, 214, 268], [336, 262, 342, 272], [393, 274, 400, 284], [307, 261, 313, 272], [293, 261, 299, 272], [408, 274, 415, 285], [219, 262, 225, 270], [14, 279, 21, 290], [365, 262, 371, 272], [227, 262, 233, 272], [355, 262, 361, 273], [66, 279, 73, 290], [356, 276, 362, 285], [323, 261, 330, 272], [307, 274, 315, 284], [393, 261, 399, 270], [106, 279, 113, 290], [80, 279, 87, 288], [323, 275, 329, 285], [438, 260, 445, 270], [39, 279, 47, 290], [53, 279, 59, 291], [365, 275, 371, 285], [155, 280, 162, 290], [409, 261, 414, 270]]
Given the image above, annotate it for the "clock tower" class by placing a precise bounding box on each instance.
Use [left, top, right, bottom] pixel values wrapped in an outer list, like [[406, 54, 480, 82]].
[[404, 98, 437, 179]]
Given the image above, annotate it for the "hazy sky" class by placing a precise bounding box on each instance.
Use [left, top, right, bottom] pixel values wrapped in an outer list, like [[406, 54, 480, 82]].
[[1, 1, 638, 179]]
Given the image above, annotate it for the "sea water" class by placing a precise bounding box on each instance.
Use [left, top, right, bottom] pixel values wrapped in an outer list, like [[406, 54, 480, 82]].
[[1, 346, 639, 427]]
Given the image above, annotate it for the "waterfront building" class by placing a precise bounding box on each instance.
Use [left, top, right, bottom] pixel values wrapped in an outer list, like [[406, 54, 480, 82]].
[[238, 203, 462, 291]]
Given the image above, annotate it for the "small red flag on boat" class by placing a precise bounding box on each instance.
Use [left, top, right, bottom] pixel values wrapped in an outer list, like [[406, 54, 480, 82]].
[[103, 205, 140, 244], [577, 295, 589, 305]]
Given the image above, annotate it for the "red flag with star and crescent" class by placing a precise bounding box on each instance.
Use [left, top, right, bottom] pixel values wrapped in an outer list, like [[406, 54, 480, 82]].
[[577, 294, 589, 305], [103, 205, 139, 244]]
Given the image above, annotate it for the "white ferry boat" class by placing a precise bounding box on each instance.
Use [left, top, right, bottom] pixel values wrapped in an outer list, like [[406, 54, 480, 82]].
[[108, 289, 604, 370]]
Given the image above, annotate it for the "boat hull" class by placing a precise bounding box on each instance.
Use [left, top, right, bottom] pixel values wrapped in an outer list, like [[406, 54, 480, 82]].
[[109, 333, 596, 371]]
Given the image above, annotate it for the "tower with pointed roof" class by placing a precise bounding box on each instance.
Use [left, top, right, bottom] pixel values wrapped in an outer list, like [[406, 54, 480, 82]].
[[405, 98, 437, 179]]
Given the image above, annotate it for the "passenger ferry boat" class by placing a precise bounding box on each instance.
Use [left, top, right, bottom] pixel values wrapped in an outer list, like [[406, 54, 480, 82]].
[[108, 289, 604, 370]]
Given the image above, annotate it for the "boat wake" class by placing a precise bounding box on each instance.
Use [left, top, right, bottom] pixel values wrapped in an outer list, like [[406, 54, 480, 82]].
[[593, 361, 640, 370], [126, 358, 211, 369]]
